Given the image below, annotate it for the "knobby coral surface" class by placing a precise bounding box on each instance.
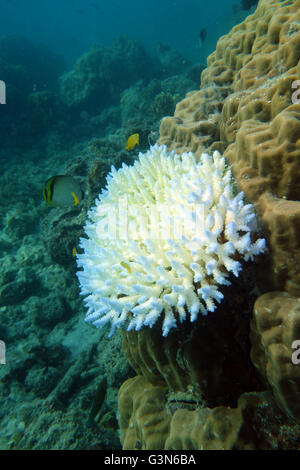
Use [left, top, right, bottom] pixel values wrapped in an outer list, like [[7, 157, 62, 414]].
[[159, 0, 300, 296]]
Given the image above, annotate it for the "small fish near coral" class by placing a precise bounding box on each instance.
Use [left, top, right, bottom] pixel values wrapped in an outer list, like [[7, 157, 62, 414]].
[[42, 175, 83, 208], [125, 133, 139, 151], [198, 28, 207, 47]]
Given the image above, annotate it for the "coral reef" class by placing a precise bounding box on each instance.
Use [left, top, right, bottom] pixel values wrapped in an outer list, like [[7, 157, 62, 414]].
[[159, 0, 300, 295], [59, 36, 154, 114], [28, 91, 63, 135], [156, 43, 191, 77], [119, 375, 300, 450], [117, 0, 300, 449], [0, 140, 134, 450], [0, 39, 195, 447], [119, 75, 196, 151], [121, 268, 261, 405], [1, 0, 299, 450], [120, 76, 195, 127]]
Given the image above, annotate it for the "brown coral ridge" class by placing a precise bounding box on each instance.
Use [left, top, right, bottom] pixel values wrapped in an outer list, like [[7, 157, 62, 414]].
[[118, 375, 300, 450], [121, 268, 262, 408], [250, 291, 300, 421], [159, 0, 300, 295]]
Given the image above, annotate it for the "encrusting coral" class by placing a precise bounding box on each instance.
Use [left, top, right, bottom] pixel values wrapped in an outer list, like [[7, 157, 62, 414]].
[[77, 144, 265, 337]]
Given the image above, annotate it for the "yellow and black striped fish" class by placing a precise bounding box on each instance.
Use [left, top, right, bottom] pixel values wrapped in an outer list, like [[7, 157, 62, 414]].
[[42, 175, 83, 208]]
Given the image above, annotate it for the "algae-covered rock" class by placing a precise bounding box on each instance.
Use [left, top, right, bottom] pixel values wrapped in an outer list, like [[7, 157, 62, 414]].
[[156, 43, 191, 76], [59, 36, 154, 114], [31, 295, 72, 329], [0, 267, 39, 306]]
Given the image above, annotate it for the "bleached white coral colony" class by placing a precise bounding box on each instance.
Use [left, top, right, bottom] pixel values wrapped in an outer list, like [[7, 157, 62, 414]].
[[77, 144, 265, 337]]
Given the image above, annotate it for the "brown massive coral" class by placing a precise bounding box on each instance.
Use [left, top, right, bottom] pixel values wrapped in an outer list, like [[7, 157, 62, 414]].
[[118, 0, 300, 449], [119, 375, 299, 450], [160, 0, 300, 296]]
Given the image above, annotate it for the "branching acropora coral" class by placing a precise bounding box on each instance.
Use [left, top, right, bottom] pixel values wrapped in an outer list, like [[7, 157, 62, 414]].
[[77, 144, 265, 336]]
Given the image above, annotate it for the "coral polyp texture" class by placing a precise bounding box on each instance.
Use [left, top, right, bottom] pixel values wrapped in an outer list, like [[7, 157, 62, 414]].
[[77, 144, 265, 336]]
